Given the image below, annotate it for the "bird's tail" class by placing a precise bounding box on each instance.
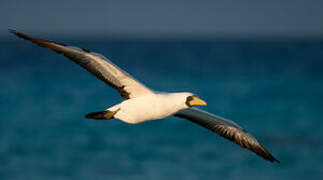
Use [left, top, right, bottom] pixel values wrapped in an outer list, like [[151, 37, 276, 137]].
[[85, 110, 118, 120]]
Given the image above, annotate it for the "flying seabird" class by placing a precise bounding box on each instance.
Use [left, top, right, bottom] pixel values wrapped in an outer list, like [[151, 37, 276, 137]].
[[10, 30, 279, 163]]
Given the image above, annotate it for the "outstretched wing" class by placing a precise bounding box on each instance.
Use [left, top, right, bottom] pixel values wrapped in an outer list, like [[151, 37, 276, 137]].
[[174, 108, 279, 163], [10, 29, 153, 99]]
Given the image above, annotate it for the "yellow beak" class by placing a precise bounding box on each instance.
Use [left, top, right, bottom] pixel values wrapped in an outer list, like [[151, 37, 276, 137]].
[[188, 96, 207, 106]]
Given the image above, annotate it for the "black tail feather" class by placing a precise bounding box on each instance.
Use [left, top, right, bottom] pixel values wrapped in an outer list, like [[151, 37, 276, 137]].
[[85, 111, 114, 120]]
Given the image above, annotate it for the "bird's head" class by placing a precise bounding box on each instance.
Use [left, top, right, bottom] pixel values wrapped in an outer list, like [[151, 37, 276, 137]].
[[179, 93, 207, 108]]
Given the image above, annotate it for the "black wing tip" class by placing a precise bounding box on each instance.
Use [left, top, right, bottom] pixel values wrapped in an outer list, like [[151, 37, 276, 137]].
[[264, 154, 280, 163], [174, 109, 281, 163], [257, 145, 280, 163], [213, 125, 280, 163], [8, 29, 70, 48], [8, 28, 20, 36], [8, 29, 32, 41], [8, 29, 26, 38], [269, 156, 280, 163]]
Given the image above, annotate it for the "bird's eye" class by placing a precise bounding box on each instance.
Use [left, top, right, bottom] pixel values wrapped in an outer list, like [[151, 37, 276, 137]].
[[186, 95, 195, 107]]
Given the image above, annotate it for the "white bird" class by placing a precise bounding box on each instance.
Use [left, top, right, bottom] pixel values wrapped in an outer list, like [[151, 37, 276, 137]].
[[10, 30, 279, 163]]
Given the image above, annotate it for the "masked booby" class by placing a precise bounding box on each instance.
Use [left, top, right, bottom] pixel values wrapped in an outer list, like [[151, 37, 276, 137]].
[[10, 30, 279, 163]]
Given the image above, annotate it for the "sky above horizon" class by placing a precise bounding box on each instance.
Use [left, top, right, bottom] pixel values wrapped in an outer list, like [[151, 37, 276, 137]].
[[1, 0, 323, 38]]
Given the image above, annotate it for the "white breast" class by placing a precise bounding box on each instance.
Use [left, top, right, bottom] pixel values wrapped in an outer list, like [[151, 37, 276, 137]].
[[109, 93, 187, 124]]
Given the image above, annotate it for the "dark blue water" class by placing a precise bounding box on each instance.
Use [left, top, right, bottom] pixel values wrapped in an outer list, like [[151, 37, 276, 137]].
[[1, 38, 323, 179]]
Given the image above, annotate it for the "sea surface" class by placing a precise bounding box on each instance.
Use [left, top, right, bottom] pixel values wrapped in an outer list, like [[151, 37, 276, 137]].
[[1, 37, 323, 179]]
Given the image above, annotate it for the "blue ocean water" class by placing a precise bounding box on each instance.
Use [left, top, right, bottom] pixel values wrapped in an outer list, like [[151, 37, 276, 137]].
[[0, 37, 323, 179]]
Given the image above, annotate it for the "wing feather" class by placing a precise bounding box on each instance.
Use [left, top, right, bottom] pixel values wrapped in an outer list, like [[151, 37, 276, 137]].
[[174, 108, 279, 163], [10, 29, 153, 99]]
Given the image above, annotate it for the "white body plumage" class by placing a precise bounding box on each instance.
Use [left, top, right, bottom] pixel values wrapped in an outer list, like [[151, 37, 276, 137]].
[[108, 93, 192, 124]]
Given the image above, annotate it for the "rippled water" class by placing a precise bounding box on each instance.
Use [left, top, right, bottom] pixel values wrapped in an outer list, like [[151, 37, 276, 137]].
[[1, 38, 322, 179]]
